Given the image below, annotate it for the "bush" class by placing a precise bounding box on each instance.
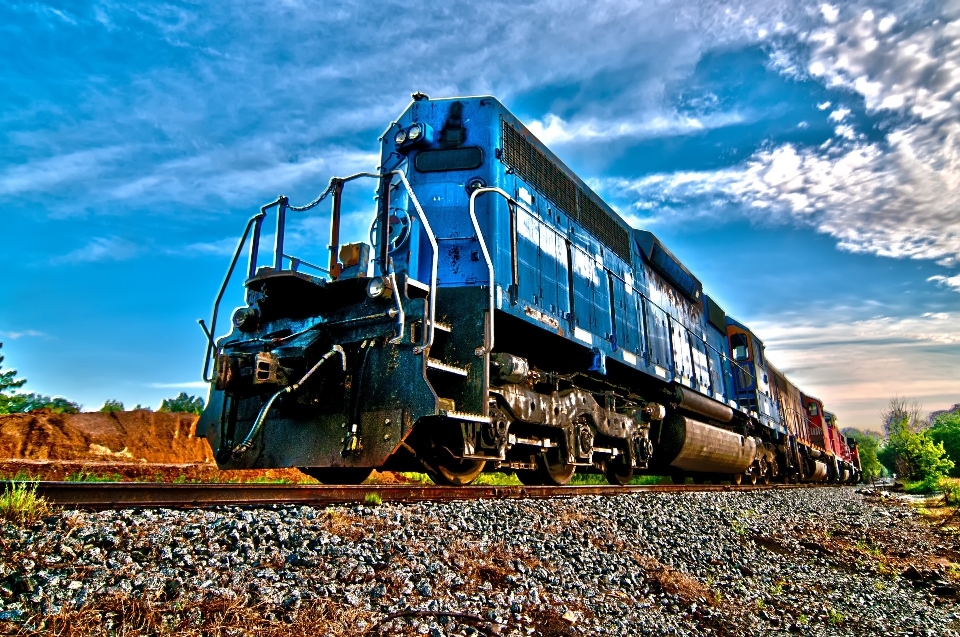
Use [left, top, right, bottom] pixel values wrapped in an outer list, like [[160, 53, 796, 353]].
[[929, 410, 960, 478], [158, 392, 205, 414], [100, 399, 124, 413], [880, 417, 954, 481]]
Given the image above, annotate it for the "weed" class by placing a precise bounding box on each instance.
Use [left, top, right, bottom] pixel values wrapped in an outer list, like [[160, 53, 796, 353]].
[[245, 476, 293, 484], [756, 599, 765, 610], [827, 609, 844, 625], [364, 492, 383, 506], [0, 481, 52, 524], [65, 470, 124, 483], [769, 580, 784, 596], [798, 614, 809, 625], [473, 472, 523, 486]]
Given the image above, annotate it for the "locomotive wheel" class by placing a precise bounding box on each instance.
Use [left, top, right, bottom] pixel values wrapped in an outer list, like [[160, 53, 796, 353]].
[[746, 473, 758, 485], [730, 473, 743, 485], [536, 450, 576, 486], [604, 451, 634, 486], [300, 467, 373, 485], [427, 448, 486, 486]]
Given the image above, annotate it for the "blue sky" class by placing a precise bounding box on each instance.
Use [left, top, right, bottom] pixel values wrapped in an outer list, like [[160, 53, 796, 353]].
[[1, 0, 958, 431]]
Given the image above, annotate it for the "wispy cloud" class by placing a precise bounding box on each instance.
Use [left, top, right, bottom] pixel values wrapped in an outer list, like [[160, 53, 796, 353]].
[[527, 111, 749, 146], [52, 236, 141, 264], [0, 330, 47, 340], [148, 381, 207, 389], [752, 311, 960, 430], [0, 147, 130, 197]]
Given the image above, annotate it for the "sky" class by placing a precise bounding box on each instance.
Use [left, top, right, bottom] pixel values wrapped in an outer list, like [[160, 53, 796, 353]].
[[0, 0, 958, 432]]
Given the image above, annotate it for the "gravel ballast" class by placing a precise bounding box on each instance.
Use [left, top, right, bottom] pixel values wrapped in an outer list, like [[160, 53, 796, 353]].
[[1, 487, 956, 636]]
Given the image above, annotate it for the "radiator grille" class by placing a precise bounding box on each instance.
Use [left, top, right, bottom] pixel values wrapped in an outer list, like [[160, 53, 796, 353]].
[[501, 119, 630, 261]]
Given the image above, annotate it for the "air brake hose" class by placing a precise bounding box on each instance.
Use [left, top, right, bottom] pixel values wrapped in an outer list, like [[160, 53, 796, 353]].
[[231, 345, 346, 460]]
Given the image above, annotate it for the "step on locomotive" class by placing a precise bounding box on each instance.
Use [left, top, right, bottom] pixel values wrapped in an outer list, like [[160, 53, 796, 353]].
[[195, 94, 863, 486]]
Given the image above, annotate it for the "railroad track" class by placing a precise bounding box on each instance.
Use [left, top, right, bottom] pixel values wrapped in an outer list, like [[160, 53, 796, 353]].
[[4, 481, 830, 510]]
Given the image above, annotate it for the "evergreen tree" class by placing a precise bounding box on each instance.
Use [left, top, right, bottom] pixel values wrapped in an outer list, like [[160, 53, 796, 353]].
[[158, 392, 204, 414]]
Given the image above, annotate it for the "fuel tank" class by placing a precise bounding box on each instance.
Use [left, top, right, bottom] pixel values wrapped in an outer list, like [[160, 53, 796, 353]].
[[809, 460, 828, 481], [657, 413, 757, 474]]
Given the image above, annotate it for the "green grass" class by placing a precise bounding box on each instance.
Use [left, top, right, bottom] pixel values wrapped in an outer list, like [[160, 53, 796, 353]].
[[0, 469, 39, 482], [364, 492, 383, 506], [398, 471, 669, 486], [64, 470, 125, 483], [0, 481, 52, 524], [473, 472, 523, 486]]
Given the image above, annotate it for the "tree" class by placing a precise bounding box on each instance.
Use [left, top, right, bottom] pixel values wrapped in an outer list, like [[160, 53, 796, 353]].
[[0, 393, 80, 414], [881, 396, 926, 436], [929, 409, 960, 478], [0, 343, 80, 414], [158, 392, 204, 414], [879, 416, 954, 481], [844, 428, 883, 480], [100, 399, 124, 413], [0, 343, 26, 394]]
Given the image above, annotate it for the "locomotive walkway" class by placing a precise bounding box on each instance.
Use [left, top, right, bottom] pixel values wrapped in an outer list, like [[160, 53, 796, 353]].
[[8, 480, 821, 509]]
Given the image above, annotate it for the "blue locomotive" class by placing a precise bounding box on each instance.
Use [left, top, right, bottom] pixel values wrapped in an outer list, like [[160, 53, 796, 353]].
[[196, 94, 862, 485]]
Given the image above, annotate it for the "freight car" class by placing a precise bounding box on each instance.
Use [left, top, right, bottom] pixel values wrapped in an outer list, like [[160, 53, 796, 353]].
[[195, 94, 862, 486]]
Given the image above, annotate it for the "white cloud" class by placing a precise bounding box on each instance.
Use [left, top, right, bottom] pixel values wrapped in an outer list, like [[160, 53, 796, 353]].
[[820, 4, 839, 24], [605, 5, 960, 290], [827, 107, 850, 122], [526, 111, 749, 146], [929, 274, 960, 292]]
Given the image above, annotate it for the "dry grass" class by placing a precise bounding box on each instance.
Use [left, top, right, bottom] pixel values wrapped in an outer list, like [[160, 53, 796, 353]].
[[2, 593, 372, 637], [636, 556, 723, 607]]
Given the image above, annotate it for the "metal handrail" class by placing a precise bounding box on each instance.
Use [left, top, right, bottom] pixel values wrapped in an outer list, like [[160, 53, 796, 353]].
[[468, 188, 505, 355], [389, 170, 438, 354], [200, 198, 281, 382]]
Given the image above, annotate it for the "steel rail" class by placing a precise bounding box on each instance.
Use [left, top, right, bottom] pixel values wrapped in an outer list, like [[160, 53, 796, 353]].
[[4, 481, 831, 510]]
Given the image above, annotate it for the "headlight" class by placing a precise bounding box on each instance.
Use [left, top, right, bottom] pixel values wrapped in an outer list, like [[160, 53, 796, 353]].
[[407, 123, 422, 141], [367, 276, 392, 299], [232, 306, 260, 333], [394, 129, 407, 145]]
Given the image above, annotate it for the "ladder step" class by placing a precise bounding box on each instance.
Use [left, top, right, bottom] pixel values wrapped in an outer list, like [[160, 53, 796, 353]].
[[430, 321, 452, 333], [444, 410, 491, 423], [427, 358, 468, 377]]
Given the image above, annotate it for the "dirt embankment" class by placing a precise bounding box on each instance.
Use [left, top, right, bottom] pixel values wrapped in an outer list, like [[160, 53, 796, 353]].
[[0, 410, 213, 464], [0, 410, 413, 483]]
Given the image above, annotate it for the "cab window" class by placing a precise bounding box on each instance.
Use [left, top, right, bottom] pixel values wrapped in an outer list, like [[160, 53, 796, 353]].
[[754, 338, 765, 366], [807, 403, 819, 417], [730, 333, 750, 361]]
